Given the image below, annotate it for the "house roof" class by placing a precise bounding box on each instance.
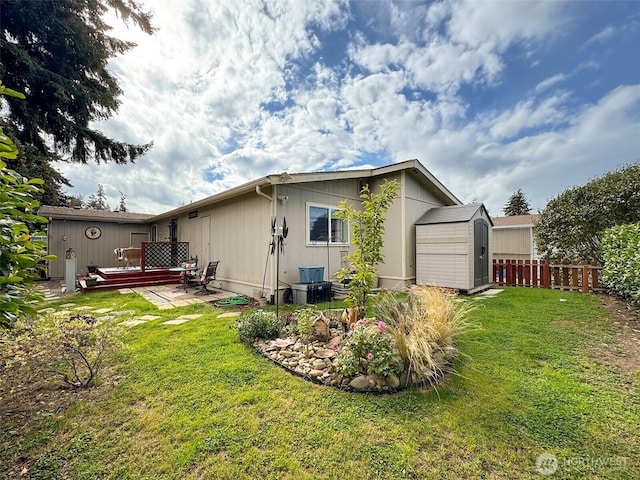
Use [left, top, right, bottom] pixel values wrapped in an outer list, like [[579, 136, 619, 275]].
[[492, 214, 540, 228], [149, 159, 461, 221], [415, 203, 494, 226], [38, 205, 153, 224]]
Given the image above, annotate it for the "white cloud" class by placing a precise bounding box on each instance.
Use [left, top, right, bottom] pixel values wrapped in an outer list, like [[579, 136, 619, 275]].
[[488, 93, 571, 139], [53, 0, 637, 221], [535, 73, 567, 92], [581, 25, 616, 50]]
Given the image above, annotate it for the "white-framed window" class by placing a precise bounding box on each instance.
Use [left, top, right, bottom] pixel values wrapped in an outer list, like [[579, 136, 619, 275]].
[[307, 203, 349, 245]]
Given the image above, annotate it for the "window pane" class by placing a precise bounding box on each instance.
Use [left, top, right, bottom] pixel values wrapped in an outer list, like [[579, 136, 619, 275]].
[[309, 206, 328, 242], [330, 212, 347, 243]]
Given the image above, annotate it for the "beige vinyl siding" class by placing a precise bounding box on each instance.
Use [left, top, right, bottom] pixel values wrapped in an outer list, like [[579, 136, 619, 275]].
[[493, 227, 533, 259], [400, 172, 448, 287], [277, 179, 359, 286], [170, 191, 273, 296]]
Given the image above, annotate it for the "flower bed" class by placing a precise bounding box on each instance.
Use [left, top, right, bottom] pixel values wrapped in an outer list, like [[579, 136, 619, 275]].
[[238, 287, 472, 393]]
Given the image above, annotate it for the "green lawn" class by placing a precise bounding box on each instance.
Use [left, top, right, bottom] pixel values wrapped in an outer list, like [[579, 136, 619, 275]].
[[2, 287, 639, 479]]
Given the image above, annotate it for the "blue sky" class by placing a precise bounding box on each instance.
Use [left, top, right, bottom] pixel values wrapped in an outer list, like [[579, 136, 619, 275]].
[[57, 0, 640, 216]]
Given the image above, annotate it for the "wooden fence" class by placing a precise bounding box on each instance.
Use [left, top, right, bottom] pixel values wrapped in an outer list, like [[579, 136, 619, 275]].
[[492, 259, 605, 293]]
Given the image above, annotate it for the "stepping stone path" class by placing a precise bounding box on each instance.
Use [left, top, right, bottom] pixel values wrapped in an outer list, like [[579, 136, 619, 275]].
[[161, 314, 203, 325], [217, 312, 242, 318], [120, 319, 148, 327], [137, 315, 162, 321], [473, 289, 504, 300], [93, 308, 113, 314]]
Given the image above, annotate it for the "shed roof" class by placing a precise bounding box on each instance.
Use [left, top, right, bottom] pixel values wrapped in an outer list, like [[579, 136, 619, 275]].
[[38, 205, 153, 224], [415, 203, 493, 226]]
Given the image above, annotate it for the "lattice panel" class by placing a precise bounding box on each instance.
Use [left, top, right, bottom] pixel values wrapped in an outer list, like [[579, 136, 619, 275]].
[[143, 242, 189, 269]]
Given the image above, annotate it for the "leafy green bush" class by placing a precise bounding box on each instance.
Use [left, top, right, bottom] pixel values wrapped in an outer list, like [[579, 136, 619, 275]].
[[1, 313, 125, 388], [334, 320, 403, 378], [373, 286, 474, 385], [602, 223, 640, 305], [235, 309, 282, 340], [1, 82, 55, 328], [535, 162, 640, 263]]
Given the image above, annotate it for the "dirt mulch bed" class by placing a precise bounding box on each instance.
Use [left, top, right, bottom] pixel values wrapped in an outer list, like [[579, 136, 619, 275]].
[[594, 294, 640, 376]]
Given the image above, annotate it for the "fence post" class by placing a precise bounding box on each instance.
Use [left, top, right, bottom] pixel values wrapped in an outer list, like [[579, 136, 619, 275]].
[[582, 265, 589, 293], [541, 261, 550, 288], [592, 264, 600, 290], [506, 259, 513, 285]]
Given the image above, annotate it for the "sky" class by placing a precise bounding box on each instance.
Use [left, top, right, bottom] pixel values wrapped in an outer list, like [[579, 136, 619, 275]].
[[55, 0, 640, 216]]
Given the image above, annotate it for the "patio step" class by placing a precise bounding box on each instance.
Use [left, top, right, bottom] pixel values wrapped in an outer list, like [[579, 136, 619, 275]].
[[78, 268, 181, 291]]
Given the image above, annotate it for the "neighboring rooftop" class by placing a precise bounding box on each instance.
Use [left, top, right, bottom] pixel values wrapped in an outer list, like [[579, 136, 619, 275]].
[[492, 214, 540, 227]]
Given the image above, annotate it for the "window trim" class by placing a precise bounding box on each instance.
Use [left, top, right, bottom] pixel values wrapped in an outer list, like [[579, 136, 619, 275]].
[[306, 202, 350, 246]]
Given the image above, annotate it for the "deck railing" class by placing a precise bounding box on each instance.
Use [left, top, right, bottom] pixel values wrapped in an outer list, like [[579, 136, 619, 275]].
[[141, 242, 190, 272], [492, 259, 605, 293]]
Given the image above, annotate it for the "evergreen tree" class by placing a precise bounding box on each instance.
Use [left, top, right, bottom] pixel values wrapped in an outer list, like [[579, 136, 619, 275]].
[[117, 191, 128, 212], [0, 0, 154, 205], [503, 189, 531, 216], [66, 194, 85, 209], [86, 184, 109, 211]]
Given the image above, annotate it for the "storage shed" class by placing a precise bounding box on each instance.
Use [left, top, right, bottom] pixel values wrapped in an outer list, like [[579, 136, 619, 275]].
[[415, 204, 493, 293]]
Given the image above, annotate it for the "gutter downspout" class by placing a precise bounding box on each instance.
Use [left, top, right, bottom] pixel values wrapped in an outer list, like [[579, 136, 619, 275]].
[[255, 185, 272, 202]]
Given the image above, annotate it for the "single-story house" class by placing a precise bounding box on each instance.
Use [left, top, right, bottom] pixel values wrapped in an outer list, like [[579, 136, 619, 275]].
[[39, 159, 492, 299], [37, 206, 153, 279], [492, 214, 540, 261]]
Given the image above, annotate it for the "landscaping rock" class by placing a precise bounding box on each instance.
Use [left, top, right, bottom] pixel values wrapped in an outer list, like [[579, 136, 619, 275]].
[[349, 375, 370, 390], [312, 359, 326, 370], [309, 369, 324, 377], [386, 374, 400, 389]]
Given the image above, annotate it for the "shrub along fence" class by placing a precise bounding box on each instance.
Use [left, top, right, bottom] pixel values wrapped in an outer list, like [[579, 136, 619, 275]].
[[492, 259, 605, 293]]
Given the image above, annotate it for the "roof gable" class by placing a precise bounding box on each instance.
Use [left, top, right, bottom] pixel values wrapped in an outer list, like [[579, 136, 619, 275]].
[[151, 159, 461, 220]]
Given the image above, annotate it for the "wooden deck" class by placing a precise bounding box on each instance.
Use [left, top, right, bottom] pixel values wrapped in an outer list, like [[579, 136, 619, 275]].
[[78, 267, 181, 291]]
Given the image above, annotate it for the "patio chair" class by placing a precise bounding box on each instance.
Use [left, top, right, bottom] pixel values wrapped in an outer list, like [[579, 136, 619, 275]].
[[195, 261, 220, 295]]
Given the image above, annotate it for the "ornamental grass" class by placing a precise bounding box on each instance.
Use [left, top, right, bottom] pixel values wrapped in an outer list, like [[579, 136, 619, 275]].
[[373, 286, 475, 385]]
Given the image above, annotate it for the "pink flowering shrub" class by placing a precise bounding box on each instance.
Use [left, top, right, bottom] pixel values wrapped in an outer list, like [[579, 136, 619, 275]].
[[334, 320, 403, 378]]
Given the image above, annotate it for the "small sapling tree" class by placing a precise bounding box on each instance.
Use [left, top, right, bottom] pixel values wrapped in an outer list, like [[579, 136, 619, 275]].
[[335, 179, 399, 315]]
